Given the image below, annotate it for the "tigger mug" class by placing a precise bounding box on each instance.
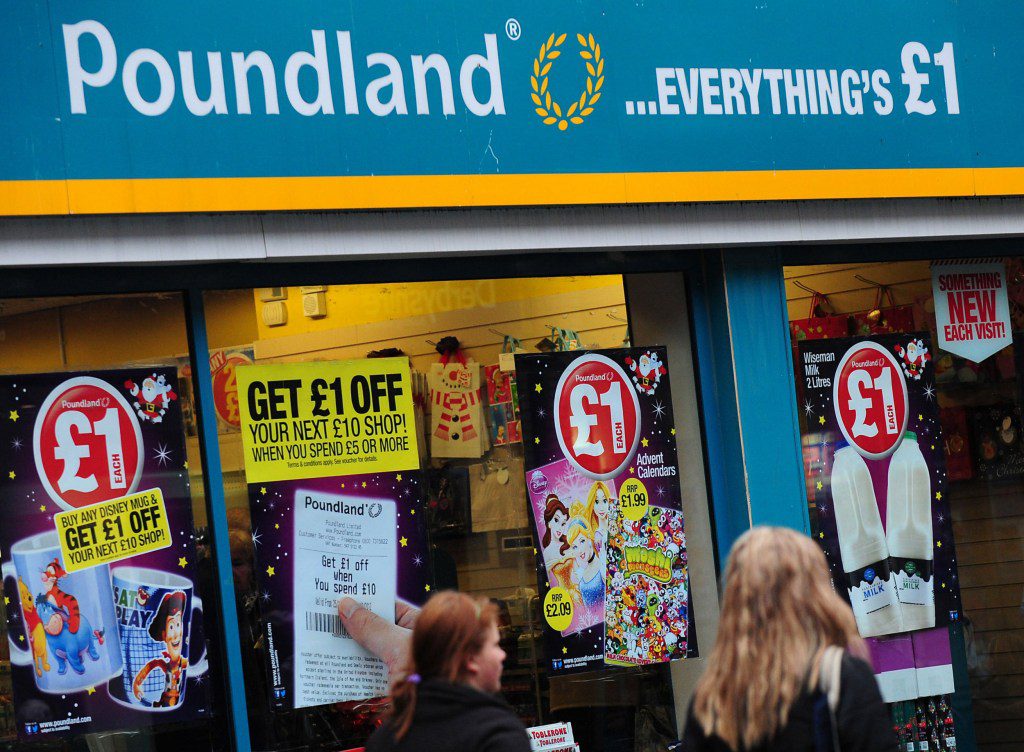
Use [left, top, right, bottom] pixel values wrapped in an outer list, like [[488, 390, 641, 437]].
[[2, 531, 122, 693]]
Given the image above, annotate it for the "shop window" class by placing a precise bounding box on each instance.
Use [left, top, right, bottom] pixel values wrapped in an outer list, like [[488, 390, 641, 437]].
[[785, 259, 1024, 752], [205, 275, 710, 752], [0, 293, 231, 750]]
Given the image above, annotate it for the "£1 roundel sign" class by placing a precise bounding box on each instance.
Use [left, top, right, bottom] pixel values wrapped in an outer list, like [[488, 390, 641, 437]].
[[554, 354, 641, 480], [834, 342, 909, 460], [33, 377, 144, 510]]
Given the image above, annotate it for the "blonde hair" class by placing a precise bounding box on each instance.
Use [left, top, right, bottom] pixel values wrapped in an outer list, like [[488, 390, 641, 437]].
[[692, 527, 866, 750], [584, 481, 612, 529], [561, 503, 596, 555]]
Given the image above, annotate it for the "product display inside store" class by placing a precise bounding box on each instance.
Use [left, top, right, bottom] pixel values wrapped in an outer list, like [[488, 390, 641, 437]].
[[785, 259, 1024, 752], [0, 275, 701, 752]]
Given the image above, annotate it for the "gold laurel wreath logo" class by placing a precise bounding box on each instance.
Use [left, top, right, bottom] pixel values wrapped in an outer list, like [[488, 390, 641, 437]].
[[531, 33, 604, 131]]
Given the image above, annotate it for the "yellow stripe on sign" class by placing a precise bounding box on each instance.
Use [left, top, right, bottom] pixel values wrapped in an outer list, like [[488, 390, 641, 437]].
[[1, 167, 1023, 216]]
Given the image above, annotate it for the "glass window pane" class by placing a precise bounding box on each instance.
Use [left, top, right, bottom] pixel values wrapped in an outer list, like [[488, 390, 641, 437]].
[[0, 293, 230, 751], [205, 275, 707, 752]]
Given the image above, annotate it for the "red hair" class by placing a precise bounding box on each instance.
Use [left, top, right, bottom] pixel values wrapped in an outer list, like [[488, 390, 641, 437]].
[[387, 591, 498, 740]]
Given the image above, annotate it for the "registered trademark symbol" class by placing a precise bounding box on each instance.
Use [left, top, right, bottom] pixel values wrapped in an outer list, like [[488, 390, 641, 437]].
[[505, 18, 521, 41]]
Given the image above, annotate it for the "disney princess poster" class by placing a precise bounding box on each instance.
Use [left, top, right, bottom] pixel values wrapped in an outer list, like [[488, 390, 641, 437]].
[[525, 458, 615, 636]]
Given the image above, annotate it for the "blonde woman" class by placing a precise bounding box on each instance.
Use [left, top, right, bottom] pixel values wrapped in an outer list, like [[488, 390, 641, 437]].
[[562, 509, 604, 610], [684, 527, 895, 752]]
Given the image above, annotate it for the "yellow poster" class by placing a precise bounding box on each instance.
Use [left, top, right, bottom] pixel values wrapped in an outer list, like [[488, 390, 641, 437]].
[[236, 358, 419, 483]]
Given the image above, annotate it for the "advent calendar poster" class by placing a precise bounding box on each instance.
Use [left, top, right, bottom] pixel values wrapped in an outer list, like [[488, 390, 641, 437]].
[[516, 347, 696, 674], [0, 369, 209, 740], [797, 334, 961, 639]]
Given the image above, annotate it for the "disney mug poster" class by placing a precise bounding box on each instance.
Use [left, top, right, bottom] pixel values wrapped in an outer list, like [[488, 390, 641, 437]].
[[0, 369, 210, 740], [235, 358, 430, 710], [516, 347, 696, 674], [797, 333, 961, 639]]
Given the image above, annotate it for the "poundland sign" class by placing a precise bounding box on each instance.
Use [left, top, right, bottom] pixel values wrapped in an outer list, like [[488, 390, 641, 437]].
[[5, 1, 1024, 215]]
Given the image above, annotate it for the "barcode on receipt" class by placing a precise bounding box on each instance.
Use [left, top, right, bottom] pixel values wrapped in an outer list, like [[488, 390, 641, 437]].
[[305, 611, 350, 638]]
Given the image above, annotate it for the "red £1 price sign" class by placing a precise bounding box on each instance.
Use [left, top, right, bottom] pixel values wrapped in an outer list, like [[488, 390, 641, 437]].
[[833, 341, 909, 459], [33, 377, 143, 510], [554, 354, 641, 480]]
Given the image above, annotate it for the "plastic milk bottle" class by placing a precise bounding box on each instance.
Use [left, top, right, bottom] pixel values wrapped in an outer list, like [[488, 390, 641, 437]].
[[832, 444, 902, 637], [886, 432, 935, 631]]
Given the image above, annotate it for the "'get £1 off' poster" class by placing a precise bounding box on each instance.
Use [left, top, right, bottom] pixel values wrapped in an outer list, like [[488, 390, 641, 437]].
[[236, 358, 430, 710], [516, 347, 696, 674]]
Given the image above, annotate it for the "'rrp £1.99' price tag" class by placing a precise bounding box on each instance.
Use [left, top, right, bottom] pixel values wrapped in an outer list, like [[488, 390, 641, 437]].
[[54, 488, 172, 572]]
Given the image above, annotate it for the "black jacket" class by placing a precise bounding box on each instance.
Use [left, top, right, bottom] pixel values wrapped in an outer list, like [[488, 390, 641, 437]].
[[366, 680, 532, 752], [682, 654, 898, 752]]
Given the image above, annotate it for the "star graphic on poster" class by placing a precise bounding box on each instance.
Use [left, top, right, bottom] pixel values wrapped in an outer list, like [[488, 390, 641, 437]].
[[261, 591, 271, 603], [923, 383, 936, 401], [819, 532, 824, 539], [535, 383, 542, 393], [18, 635, 23, 642], [816, 481, 823, 491], [38, 504, 45, 512], [562, 647, 568, 654], [629, 466, 635, 474], [410, 509, 416, 515], [275, 523, 280, 530], [652, 401, 667, 420], [424, 584, 430, 592], [361, 481, 367, 488], [178, 557, 188, 568], [936, 541, 942, 548], [260, 487, 267, 496], [341, 482, 346, 489], [396, 474, 402, 482], [400, 537, 408, 547], [918, 414, 923, 421], [641, 438, 649, 448], [86, 687, 96, 695], [183, 461, 189, 470], [537, 407, 546, 419], [413, 555, 423, 566], [534, 437, 540, 444], [818, 416, 826, 425], [11, 438, 21, 450], [8, 471, 15, 480], [153, 443, 172, 467], [936, 492, 942, 501], [670, 427, 676, 436], [251, 528, 262, 548], [266, 566, 276, 577], [804, 400, 814, 416], [8, 410, 18, 422]]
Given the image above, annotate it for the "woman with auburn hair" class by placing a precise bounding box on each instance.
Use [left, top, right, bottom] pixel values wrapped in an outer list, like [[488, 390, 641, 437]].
[[684, 527, 895, 752], [366, 591, 530, 752]]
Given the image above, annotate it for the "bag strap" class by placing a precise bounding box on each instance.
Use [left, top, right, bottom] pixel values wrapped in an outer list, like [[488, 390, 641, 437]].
[[817, 646, 844, 752]]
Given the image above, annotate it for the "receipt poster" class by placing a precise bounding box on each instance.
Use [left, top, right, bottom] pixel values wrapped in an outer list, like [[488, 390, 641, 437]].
[[237, 359, 430, 710], [516, 347, 696, 675], [0, 369, 209, 740]]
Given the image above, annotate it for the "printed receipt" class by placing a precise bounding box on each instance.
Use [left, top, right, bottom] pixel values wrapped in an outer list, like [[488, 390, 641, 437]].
[[293, 490, 397, 708]]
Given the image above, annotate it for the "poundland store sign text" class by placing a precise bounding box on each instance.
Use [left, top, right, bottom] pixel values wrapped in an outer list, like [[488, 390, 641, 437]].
[[4, 1, 1024, 214]]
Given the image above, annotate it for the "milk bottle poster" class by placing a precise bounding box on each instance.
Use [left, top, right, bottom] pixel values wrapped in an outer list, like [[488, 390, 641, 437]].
[[516, 347, 696, 674], [796, 334, 961, 639], [0, 370, 210, 740], [236, 359, 430, 710]]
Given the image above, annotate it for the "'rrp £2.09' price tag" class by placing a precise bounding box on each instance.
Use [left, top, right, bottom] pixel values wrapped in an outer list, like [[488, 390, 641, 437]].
[[54, 488, 172, 572]]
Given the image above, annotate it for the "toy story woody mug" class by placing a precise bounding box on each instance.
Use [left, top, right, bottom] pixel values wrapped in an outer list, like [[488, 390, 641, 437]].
[[2, 531, 123, 693], [108, 567, 207, 711]]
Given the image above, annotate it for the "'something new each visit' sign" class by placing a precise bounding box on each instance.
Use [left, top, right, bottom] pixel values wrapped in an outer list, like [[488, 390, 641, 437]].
[[932, 261, 1012, 363], [4, 1, 1024, 215]]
